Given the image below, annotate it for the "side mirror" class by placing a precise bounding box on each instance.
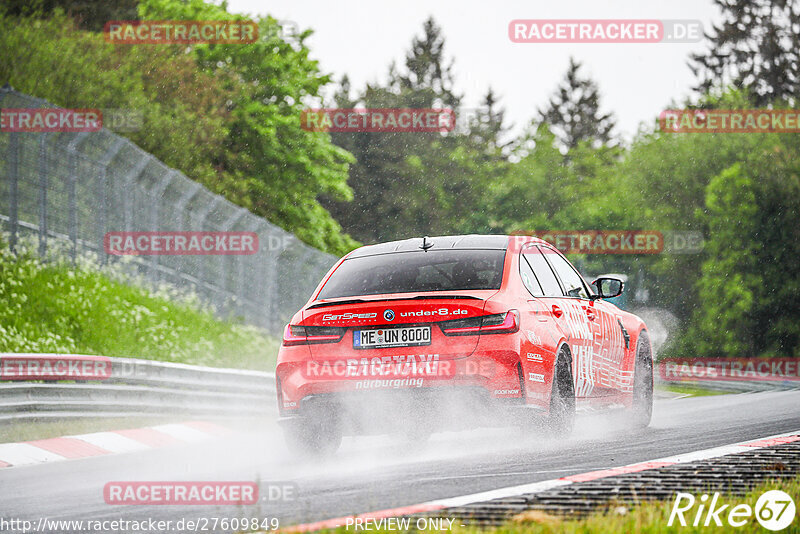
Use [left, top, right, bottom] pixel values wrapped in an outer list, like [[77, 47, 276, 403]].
[[591, 277, 623, 300]]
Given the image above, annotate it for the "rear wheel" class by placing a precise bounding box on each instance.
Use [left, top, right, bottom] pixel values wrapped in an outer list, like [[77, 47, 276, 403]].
[[544, 347, 575, 436], [630, 331, 653, 428], [282, 409, 342, 456]]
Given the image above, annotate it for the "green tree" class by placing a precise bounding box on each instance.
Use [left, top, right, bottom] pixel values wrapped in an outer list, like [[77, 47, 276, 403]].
[[0, 1, 359, 255], [746, 136, 800, 356], [137, 0, 357, 254], [691, 164, 759, 356], [539, 57, 616, 151], [690, 0, 800, 106], [490, 125, 572, 232], [0, 0, 139, 30], [323, 17, 502, 243]]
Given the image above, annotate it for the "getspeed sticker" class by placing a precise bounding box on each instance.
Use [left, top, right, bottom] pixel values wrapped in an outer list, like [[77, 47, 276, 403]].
[[322, 312, 377, 321]]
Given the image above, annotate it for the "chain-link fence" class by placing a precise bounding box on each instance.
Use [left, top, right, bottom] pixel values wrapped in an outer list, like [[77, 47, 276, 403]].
[[0, 86, 338, 333]]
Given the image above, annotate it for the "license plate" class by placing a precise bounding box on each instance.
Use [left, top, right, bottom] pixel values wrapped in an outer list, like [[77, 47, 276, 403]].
[[353, 326, 431, 349]]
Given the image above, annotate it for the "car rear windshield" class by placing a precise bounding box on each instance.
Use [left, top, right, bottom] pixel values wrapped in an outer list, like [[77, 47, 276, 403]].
[[317, 249, 506, 299]]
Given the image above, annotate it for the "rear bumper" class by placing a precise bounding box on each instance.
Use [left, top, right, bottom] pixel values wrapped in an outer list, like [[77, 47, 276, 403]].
[[277, 388, 544, 435], [274, 348, 550, 435], [277, 349, 524, 406]]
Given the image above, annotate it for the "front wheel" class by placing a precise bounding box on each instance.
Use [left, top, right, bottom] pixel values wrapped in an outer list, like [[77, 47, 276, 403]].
[[629, 330, 654, 428]]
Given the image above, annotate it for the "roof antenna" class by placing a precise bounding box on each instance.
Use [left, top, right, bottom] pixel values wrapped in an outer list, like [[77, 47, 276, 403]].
[[420, 236, 434, 251]]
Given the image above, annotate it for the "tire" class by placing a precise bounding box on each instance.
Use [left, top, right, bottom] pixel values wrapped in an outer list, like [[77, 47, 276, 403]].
[[544, 347, 575, 436], [630, 330, 654, 428], [282, 413, 342, 456]]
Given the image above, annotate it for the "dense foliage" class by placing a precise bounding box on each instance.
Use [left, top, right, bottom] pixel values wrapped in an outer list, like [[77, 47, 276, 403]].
[[0, 0, 357, 255]]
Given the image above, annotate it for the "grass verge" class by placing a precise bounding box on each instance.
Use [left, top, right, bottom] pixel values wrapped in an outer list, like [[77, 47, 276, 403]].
[[0, 238, 279, 370], [658, 383, 729, 397], [497, 475, 800, 533], [0, 417, 171, 444], [0, 416, 266, 444]]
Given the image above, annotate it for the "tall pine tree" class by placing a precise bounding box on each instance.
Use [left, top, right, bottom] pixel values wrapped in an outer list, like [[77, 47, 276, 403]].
[[323, 17, 504, 243], [538, 57, 616, 151], [690, 0, 800, 106]]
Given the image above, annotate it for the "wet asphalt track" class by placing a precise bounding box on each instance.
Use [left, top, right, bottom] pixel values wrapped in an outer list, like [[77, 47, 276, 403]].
[[2, 389, 799, 530]]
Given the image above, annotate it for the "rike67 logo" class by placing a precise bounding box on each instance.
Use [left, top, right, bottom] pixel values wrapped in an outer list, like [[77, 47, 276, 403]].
[[669, 490, 796, 531]]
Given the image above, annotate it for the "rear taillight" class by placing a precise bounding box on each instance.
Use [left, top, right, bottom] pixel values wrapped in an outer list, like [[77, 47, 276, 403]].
[[439, 310, 519, 336], [282, 324, 346, 346]]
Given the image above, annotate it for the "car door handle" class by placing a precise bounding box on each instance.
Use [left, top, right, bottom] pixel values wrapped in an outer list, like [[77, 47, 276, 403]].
[[551, 304, 563, 318], [583, 307, 595, 321]]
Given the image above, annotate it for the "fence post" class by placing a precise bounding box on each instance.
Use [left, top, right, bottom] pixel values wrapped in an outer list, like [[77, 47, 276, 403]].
[[97, 138, 125, 264], [192, 196, 221, 306], [265, 233, 282, 332], [0, 86, 19, 254], [148, 170, 177, 282], [6, 133, 19, 254], [171, 181, 201, 291], [174, 181, 201, 216], [221, 207, 248, 318], [243, 219, 265, 326], [122, 155, 152, 233], [37, 134, 49, 258], [66, 132, 89, 265]]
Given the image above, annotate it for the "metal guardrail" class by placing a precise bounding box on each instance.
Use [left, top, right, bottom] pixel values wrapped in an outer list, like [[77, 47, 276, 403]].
[[657, 378, 800, 393], [0, 353, 276, 422]]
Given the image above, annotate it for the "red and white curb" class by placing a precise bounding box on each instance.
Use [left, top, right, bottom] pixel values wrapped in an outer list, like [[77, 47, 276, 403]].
[[0, 421, 231, 469], [285, 430, 800, 532]]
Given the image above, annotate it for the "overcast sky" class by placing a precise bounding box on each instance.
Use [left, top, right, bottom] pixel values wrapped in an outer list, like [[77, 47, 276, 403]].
[[227, 0, 722, 142]]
